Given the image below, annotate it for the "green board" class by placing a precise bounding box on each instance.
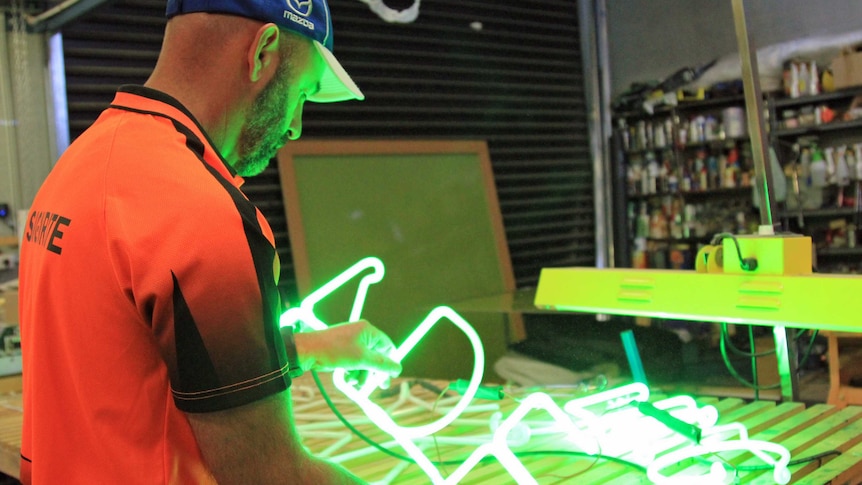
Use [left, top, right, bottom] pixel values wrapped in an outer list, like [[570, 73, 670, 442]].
[[278, 140, 520, 380]]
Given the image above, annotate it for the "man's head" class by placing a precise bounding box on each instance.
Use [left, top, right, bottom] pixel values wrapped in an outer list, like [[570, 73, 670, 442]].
[[163, 0, 363, 175], [234, 29, 324, 176], [166, 0, 363, 103]]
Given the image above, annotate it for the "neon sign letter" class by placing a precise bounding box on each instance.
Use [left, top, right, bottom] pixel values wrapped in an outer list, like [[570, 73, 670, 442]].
[[281, 258, 792, 484]]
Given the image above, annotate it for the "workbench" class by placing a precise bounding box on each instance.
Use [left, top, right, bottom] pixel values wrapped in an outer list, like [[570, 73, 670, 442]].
[[0, 374, 860, 483], [294, 375, 862, 484]]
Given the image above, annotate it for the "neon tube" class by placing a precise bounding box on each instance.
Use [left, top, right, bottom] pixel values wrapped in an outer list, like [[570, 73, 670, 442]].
[[282, 257, 793, 485]]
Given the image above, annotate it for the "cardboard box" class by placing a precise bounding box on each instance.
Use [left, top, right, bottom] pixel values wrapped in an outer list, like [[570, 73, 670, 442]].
[[1, 289, 17, 325], [831, 45, 862, 89]]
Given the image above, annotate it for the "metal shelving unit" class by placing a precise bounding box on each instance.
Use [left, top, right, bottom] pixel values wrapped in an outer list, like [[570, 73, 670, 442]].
[[613, 95, 758, 270], [768, 86, 862, 272]]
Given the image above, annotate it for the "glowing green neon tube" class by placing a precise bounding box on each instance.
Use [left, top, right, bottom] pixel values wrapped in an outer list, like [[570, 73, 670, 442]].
[[281, 258, 793, 485]]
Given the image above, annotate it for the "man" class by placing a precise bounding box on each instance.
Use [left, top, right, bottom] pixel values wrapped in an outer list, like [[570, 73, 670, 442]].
[[18, 0, 401, 483]]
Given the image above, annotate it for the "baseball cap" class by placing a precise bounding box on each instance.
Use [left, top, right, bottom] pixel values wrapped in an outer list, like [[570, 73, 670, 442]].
[[165, 0, 364, 103]]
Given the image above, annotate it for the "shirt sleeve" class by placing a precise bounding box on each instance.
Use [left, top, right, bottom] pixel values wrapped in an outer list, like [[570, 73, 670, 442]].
[[106, 139, 290, 413]]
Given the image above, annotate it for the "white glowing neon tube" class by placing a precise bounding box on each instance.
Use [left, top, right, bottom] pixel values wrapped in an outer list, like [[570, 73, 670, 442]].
[[281, 257, 794, 485], [333, 306, 485, 439], [279, 256, 385, 331]]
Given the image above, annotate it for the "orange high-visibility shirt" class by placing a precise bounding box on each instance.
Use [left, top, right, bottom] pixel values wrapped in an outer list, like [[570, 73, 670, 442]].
[[19, 86, 290, 484]]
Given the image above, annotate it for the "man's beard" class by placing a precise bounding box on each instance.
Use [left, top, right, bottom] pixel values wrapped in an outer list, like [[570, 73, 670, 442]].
[[234, 61, 292, 177]]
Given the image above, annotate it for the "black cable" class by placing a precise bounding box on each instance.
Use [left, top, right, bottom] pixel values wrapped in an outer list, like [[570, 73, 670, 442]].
[[749, 324, 759, 401], [311, 370, 416, 463], [514, 450, 646, 473], [719, 325, 822, 392], [710, 232, 758, 272], [736, 450, 841, 471], [797, 329, 821, 371], [723, 337, 775, 357], [721, 324, 776, 358], [308, 371, 648, 474], [719, 327, 781, 390], [723, 325, 819, 363], [734, 326, 813, 398]]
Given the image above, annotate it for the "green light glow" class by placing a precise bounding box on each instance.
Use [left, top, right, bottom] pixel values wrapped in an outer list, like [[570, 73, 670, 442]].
[[283, 258, 792, 484], [279, 256, 385, 332], [534, 267, 862, 332]]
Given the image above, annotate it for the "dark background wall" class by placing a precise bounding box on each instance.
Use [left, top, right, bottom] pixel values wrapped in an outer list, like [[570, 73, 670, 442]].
[[60, 0, 593, 301]]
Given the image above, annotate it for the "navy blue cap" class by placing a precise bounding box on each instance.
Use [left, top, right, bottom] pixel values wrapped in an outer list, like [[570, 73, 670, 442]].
[[166, 0, 364, 102]]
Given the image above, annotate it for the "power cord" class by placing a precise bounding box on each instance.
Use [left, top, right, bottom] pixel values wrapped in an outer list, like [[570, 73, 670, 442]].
[[736, 449, 841, 471], [719, 324, 781, 393], [719, 324, 821, 396], [710, 232, 758, 272]]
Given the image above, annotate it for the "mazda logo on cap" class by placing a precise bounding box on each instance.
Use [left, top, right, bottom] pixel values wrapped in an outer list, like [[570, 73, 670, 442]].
[[286, 0, 312, 17]]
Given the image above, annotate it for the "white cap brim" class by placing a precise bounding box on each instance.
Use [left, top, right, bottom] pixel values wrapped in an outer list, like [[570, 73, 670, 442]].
[[308, 41, 365, 103]]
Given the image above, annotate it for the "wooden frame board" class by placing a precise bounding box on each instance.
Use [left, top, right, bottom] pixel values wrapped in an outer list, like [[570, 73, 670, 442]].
[[277, 140, 523, 379]]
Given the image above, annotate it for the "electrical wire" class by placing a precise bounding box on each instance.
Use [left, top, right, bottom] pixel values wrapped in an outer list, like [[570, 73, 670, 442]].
[[719, 325, 812, 360], [311, 370, 415, 463], [692, 450, 842, 477], [516, 450, 645, 473], [735, 450, 841, 471], [749, 324, 759, 401], [719, 326, 781, 391], [308, 370, 648, 473], [719, 324, 822, 393], [722, 323, 776, 358], [431, 386, 450, 476], [797, 329, 821, 371], [710, 233, 758, 272]]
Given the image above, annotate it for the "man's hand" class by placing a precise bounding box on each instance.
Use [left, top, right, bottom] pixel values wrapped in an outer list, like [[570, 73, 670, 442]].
[[293, 320, 402, 381]]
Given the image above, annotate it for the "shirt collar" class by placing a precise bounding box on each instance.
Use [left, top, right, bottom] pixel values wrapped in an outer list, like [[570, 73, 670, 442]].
[[110, 85, 244, 187]]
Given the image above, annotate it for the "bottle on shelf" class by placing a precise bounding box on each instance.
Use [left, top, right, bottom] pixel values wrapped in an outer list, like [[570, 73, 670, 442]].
[[725, 147, 740, 188], [824, 147, 836, 185], [836, 146, 851, 207], [799, 146, 811, 185], [631, 238, 647, 269], [694, 150, 707, 190], [855, 143, 862, 180], [646, 153, 659, 194], [616, 96, 761, 270], [636, 203, 649, 238], [810, 145, 828, 188]]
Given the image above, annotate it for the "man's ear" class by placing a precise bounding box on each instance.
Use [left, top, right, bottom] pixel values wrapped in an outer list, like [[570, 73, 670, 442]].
[[248, 24, 280, 83]]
